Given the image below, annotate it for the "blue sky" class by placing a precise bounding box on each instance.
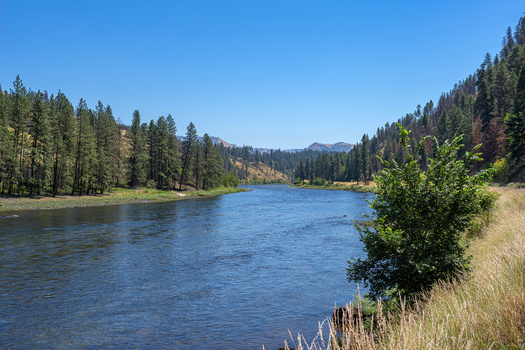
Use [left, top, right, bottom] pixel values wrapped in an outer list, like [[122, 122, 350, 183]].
[[1, 1, 524, 149]]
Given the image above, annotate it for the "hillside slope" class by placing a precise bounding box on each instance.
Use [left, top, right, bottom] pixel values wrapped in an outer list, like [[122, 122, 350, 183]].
[[230, 158, 289, 183]]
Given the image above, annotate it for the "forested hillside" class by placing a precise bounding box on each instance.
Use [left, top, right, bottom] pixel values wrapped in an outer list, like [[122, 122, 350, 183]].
[[295, 15, 525, 184], [0, 81, 232, 196], [3, 15, 525, 193], [219, 145, 322, 182]]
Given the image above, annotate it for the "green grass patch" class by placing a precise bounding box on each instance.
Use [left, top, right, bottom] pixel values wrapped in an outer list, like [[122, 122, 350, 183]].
[[0, 187, 247, 213]]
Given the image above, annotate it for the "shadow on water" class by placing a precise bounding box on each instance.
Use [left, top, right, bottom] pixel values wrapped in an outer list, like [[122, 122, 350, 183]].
[[0, 185, 373, 349]]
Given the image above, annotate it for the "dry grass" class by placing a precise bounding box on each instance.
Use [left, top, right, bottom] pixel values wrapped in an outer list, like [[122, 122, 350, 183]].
[[293, 181, 377, 193], [333, 181, 377, 188], [231, 158, 289, 182], [280, 187, 525, 350]]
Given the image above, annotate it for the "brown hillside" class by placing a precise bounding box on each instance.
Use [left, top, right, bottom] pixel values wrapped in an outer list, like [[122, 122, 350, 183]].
[[231, 158, 289, 182]]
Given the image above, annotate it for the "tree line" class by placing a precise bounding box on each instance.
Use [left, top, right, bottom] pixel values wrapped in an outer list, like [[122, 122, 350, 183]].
[[0, 77, 235, 196], [295, 15, 525, 184], [219, 145, 322, 182]]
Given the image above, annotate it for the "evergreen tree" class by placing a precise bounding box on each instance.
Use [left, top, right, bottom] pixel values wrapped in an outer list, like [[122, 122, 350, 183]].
[[352, 144, 361, 184], [515, 15, 525, 46], [193, 140, 204, 189], [360, 134, 370, 184], [0, 87, 15, 194], [305, 159, 311, 182], [437, 109, 448, 144], [72, 99, 97, 195], [165, 114, 180, 189], [94, 102, 119, 193], [10, 75, 30, 194], [475, 55, 494, 131], [295, 160, 305, 181], [28, 91, 51, 195], [155, 116, 169, 189], [50, 91, 75, 196], [147, 119, 158, 186], [129, 110, 148, 188], [179, 122, 198, 189], [202, 134, 224, 190], [505, 60, 525, 178], [492, 63, 514, 120]]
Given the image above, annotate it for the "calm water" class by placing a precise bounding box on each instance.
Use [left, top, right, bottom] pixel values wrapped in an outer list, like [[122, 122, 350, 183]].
[[0, 185, 373, 349]]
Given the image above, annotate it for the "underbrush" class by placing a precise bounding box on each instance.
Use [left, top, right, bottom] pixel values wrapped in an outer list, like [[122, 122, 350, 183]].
[[279, 188, 525, 350]]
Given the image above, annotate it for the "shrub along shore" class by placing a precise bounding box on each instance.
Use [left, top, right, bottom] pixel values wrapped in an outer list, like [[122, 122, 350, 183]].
[[282, 186, 525, 350], [0, 187, 247, 213]]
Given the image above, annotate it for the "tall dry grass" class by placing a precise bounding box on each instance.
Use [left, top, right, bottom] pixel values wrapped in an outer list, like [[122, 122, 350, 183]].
[[280, 188, 525, 350]]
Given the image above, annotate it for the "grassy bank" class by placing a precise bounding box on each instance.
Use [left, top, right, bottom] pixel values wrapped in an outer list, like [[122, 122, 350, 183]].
[[291, 181, 377, 193], [283, 187, 525, 350], [0, 187, 247, 213]]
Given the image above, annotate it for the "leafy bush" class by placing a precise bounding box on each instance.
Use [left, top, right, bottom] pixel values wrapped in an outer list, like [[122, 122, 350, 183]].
[[312, 177, 325, 186], [492, 158, 508, 183], [222, 172, 239, 188], [347, 125, 494, 300]]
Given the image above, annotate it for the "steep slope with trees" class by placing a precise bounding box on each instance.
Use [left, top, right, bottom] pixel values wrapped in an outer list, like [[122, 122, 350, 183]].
[[0, 79, 235, 196], [294, 15, 525, 185]]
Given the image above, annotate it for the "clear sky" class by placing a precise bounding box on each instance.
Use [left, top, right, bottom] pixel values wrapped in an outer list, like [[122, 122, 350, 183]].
[[1, 1, 524, 149]]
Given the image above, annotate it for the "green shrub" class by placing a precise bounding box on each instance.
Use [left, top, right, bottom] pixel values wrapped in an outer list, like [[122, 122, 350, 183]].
[[492, 158, 508, 183], [312, 177, 325, 186], [347, 125, 494, 300], [222, 172, 239, 188]]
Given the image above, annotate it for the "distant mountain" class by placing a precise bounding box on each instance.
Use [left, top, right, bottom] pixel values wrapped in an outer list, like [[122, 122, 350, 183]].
[[308, 142, 354, 152], [187, 135, 354, 153], [210, 136, 235, 149], [178, 135, 237, 149]]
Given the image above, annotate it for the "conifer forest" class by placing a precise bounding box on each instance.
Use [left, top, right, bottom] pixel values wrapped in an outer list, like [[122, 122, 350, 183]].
[[2, 16, 525, 195], [294, 15, 525, 185]]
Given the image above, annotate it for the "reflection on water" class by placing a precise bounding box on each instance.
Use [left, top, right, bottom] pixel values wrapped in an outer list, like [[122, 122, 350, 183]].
[[0, 185, 373, 349]]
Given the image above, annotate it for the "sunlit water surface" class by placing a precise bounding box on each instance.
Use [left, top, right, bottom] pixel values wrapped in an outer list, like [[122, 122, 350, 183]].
[[0, 185, 373, 349]]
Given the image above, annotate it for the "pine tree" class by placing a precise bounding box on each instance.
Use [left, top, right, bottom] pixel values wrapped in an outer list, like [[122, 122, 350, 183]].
[[28, 91, 51, 195], [114, 118, 127, 187], [492, 63, 514, 120], [305, 158, 311, 182], [129, 110, 148, 188], [148, 119, 158, 186], [361, 134, 370, 184], [437, 109, 448, 144], [50, 91, 75, 195], [475, 55, 494, 131], [193, 140, 204, 189], [505, 60, 525, 178], [353, 144, 361, 184], [10, 75, 31, 194], [295, 160, 305, 181], [179, 122, 198, 190], [72, 99, 97, 195], [515, 15, 525, 46], [0, 87, 15, 194], [202, 134, 224, 189], [165, 114, 180, 189], [155, 116, 169, 189], [94, 102, 119, 193]]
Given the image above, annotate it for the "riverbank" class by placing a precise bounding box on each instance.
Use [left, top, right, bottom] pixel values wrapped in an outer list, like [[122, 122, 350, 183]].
[[291, 181, 377, 193], [284, 186, 525, 349], [0, 187, 247, 213]]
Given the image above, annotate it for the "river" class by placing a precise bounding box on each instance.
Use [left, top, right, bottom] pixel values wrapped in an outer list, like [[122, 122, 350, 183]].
[[0, 185, 373, 349]]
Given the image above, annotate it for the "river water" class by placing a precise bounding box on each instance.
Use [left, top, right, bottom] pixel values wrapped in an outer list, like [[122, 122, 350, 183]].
[[0, 185, 373, 349]]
